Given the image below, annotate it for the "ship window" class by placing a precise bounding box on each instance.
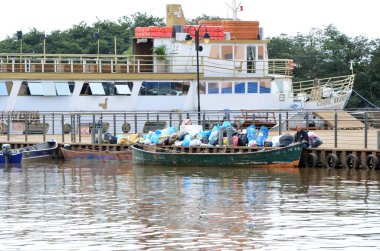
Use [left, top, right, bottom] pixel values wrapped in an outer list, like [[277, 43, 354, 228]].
[[247, 82, 258, 93], [139, 82, 189, 96], [198, 82, 206, 94], [115, 84, 131, 95], [55, 82, 72, 96], [42, 83, 57, 96], [234, 46, 244, 60], [158, 82, 171, 95], [89, 82, 105, 95], [258, 45, 265, 60], [221, 46, 233, 60], [234, 82, 245, 94], [209, 45, 220, 59], [275, 81, 284, 93], [221, 82, 232, 94], [28, 82, 44, 96], [207, 82, 219, 94], [260, 81, 271, 93], [0, 82, 8, 96]]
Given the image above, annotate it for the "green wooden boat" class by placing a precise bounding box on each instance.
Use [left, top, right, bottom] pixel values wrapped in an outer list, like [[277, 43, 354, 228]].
[[132, 143, 305, 168]]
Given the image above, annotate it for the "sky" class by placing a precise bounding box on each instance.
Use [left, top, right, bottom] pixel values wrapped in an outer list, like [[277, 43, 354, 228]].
[[1, 0, 379, 40]]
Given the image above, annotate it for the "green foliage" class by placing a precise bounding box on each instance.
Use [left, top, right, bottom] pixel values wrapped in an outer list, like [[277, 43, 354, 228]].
[[0, 12, 164, 55], [153, 45, 166, 61], [187, 14, 227, 25]]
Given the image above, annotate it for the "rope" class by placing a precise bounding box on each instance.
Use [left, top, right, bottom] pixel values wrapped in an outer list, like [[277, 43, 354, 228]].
[[352, 89, 380, 109]]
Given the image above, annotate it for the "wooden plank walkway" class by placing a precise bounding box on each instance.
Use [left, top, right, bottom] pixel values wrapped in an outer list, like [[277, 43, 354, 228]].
[[1, 128, 379, 150], [314, 111, 365, 129]]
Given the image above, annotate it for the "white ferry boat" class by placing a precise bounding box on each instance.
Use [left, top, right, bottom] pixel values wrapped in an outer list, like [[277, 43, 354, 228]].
[[0, 4, 354, 113]]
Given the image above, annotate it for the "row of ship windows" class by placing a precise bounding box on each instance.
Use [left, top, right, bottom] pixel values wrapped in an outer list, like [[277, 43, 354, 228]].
[[0, 81, 272, 96]]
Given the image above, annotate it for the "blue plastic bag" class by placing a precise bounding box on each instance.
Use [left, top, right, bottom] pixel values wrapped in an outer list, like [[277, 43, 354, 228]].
[[166, 126, 177, 135], [247, 125, 256, 142], [221, 121, 231, 129], [256, 126, 269, 146], [182, 134, 191, 146]]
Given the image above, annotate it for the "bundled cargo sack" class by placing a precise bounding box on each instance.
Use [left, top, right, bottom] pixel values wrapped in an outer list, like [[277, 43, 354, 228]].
[[308, 132, 323, 148], [256, 126, 269, 146], [271, 135, 281, 147], [232, 135, 239, 146], [189, 139, 202, 146], [238, 134, 248, 146], [246, 125, 257, 142], [182, 134, 192, 146], [279, 133, 294, 147]]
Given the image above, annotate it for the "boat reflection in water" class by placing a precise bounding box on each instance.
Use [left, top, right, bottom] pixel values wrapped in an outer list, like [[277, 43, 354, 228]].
[[0, 161, 379, 250]]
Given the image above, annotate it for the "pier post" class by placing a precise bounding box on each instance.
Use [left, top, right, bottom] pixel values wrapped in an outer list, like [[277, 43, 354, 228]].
[[61, 114, 64, 143], [91, 115, 96, 144], [7, 113, 10, 142], [286, 112, 289, 130], [218, 127, 224, 146], [70, 115, 73, 142], [227, 126, 233, 146], [334, 112, 338, 148], [113, 114, 117, 136], [134, 114, 137, 133], [364, 112, 368, 149], [73, 114, 76, 143], [43, 115, 46, 142], [52, 113, 54, 135], [78, 114, 81, 143], [169, 113, 172, 127], [24, 113, 28, 142], [202, 113, 206, 130], [279, 113, 282, 135]]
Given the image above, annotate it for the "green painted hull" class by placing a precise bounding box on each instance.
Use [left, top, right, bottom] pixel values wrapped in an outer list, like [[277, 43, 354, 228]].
[[132, 143, 304, 168]]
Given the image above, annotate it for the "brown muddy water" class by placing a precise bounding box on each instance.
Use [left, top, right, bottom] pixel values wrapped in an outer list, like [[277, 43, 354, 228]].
[[1, 161, 380, 250]]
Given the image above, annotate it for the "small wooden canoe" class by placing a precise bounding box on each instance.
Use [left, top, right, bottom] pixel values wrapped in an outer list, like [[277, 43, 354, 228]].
[[132, 143, 305, 168], [61, 147, 131, 162]]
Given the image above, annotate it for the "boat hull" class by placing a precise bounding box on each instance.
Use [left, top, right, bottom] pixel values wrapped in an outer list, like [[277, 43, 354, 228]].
[[0, 152, 23, 164], [132, 143, 304, 167], [61, 147, 132, 162], [21, 141, 58, 161]]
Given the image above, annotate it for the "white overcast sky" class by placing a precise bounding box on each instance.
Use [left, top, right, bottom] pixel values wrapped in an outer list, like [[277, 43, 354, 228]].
[[1, 0, 379, 39]]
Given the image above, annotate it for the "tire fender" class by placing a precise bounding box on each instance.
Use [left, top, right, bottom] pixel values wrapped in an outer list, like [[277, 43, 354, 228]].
[[366, 154, 379, 169], [305, 153, 318, 168], [344, 154, 359, 169], [325, 153, 339, 168]]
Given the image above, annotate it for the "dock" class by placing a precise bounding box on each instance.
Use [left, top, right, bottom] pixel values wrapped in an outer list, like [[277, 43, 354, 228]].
[[1, 109, 380, 169]]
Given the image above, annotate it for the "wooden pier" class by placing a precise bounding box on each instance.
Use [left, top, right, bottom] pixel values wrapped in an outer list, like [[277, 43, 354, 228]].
[[1, 110, 380, 169]]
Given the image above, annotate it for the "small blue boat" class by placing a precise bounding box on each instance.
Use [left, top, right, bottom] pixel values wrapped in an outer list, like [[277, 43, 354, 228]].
[[0, 145, 23, 164], [1, 140, 58, 164]]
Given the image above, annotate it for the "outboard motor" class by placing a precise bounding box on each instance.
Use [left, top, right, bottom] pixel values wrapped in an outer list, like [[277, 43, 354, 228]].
[[2, 144, 12, 164]]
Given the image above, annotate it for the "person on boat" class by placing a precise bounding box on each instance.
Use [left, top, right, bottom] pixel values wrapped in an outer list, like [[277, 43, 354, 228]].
[[293, 124, 309, 147]]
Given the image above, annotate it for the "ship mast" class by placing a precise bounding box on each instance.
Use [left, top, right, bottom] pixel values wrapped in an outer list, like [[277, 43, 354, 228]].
[[226, 0, 243, 20]]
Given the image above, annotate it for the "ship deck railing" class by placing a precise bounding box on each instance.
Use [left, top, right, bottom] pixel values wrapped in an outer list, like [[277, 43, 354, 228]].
[[0, 53, 293, 77], [292, 75, 355, 100]]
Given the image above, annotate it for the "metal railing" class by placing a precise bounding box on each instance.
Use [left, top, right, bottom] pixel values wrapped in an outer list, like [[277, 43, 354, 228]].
[[1, 109, 379, 149], [293, 75, 355, 100], [0, 53, 293, 77]]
